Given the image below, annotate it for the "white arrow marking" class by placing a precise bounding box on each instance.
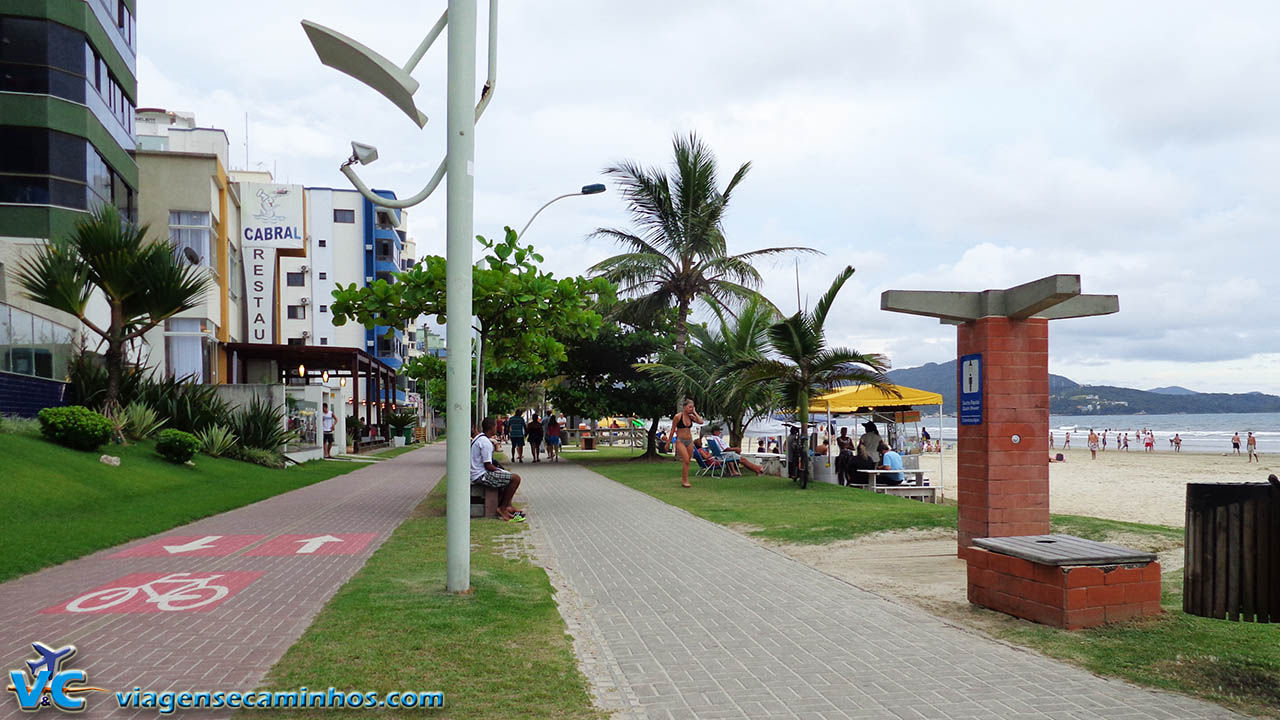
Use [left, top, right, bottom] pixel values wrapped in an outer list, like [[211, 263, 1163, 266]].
[[295, 535, 344, 554], [163, 536, 223, 554]]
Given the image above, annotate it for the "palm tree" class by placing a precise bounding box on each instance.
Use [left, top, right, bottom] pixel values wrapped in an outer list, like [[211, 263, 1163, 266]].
[[17, 204, 213, 410], [736, 266, 896, 458], [642, 295, 780, 447], [590, 132, 814, 351]]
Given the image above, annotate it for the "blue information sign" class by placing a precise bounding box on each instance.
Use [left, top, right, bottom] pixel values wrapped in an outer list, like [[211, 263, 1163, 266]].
[[959, 353, 982, 425]]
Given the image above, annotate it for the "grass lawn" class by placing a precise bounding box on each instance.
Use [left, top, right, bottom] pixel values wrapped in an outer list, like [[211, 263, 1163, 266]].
[[371, 443, 426, 459], [0, 432, 364, 583], [259, 479, 602, 720]]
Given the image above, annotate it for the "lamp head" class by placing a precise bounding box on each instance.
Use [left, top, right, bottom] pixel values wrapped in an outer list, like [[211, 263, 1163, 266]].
[[581, 183, 606, 195], [350, 141, 379, 166]]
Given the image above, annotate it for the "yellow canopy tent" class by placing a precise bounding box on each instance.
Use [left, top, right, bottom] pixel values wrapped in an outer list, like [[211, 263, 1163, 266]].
[[808, 383, 942, 413]]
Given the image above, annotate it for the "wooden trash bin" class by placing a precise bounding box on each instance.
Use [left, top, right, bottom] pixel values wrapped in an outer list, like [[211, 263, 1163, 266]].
[[1184, 480, 1280, 622]]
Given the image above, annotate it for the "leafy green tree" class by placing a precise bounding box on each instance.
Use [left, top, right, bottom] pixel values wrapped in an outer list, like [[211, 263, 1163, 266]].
[[589, 132, 812, 351], [330, 228, 614, 422], [735, 266, 895, 459], [642, 295, 780, 447], [550, 309, 675, 459], [17, 205, 213, 410]]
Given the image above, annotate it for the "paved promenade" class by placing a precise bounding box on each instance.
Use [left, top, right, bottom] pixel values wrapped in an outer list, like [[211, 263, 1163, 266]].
[[521, 458, 1244, 720], [0, 444, 444, 719]]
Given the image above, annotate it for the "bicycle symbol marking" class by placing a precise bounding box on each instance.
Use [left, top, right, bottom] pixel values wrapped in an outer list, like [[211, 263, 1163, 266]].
[[43, 572, 265, 615]]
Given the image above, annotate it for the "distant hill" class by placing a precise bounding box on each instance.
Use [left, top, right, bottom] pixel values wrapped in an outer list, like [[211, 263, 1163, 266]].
[[1147, 386, 1199, 395], [887, 360, 1280, 415]]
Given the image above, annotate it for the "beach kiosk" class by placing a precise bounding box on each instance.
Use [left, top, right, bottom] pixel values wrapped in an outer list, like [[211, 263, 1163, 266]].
[[808, 383, 944, 500]]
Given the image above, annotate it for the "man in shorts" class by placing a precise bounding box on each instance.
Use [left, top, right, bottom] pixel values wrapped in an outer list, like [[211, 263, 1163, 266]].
[[506, 411, 526, 462], [470, 417, 524, 521], [320, 403, 336, 459]]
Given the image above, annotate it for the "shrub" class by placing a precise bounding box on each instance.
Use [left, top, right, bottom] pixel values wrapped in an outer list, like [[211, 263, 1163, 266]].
[[155, 428, 200, 464], [227, 445, 286, 469], [195, 424, 237, 457], [0, 415, 41, 437], [346, 414, 365, 439], [120, 402, 166, 440], [68, 353, 231, 433], [387, 408, 419, 432], [37, 406, 114, 451], [231, 396, 296, 451]]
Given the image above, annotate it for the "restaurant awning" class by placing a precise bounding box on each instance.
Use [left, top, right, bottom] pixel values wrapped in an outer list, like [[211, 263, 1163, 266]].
[[808, 383, 942, 413]]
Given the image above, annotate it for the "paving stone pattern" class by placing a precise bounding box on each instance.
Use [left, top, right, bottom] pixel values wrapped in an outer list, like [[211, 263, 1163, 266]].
[[521, 459, 1245, 720], [0, 445, 444, 719]]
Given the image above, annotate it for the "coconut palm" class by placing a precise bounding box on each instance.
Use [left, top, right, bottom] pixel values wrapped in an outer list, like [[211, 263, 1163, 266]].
[[17, 204, 213, 410], [736, 266, 896, 459], [589, 132, 813, 351], [642, 295, 780, 446]]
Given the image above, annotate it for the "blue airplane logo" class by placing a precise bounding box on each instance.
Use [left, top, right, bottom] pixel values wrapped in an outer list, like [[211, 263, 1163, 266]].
[[26, 642, 76, 677]]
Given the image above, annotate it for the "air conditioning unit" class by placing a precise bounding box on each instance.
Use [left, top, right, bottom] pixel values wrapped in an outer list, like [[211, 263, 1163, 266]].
[[301, 330, 311, 339], [300, 264, 309, 273], [300, 297, 311, 305]]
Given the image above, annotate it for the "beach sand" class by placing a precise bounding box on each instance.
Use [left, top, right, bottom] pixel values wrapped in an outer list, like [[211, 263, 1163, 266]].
[[915, 447, 1277, 527]]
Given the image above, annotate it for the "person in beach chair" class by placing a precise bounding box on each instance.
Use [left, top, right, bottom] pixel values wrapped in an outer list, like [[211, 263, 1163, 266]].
[[706, 427, 764, 477], [692, 438, 726, 477]]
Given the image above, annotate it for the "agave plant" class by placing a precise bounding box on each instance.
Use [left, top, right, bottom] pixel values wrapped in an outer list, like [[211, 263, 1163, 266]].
[[195, 424, 237, 457], [120, 402, 166, 441], [231, 396, 296, 452]]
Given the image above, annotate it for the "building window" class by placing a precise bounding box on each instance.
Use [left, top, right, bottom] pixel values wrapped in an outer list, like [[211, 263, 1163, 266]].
[[287, 305, 307, 320], [319, 337, 329, 346], [228, 246, 243, 301], [286, 272, 305, 287], [169, 211, 214, 271], [319, 305, 328, 313], [318, 272, 327, 280], [163, 318, 215, 383], [0, 303, 75, 380], [333, 209, 355, 223], [318, 239, 327, 247], [287, 337, 305, 346]]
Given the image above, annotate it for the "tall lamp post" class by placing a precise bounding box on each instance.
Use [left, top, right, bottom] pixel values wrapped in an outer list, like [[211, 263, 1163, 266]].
[[301, 0, 498, 593], [474, 182, 606, 423]]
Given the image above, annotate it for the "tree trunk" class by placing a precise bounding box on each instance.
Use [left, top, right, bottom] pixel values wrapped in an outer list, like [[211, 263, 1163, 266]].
[[674, 298, 690, 353], [630, 415, 663, 460], [103, 302, 126, 412]]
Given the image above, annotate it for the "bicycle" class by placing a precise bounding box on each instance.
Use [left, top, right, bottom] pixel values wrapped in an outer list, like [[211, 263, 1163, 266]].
[[66, 572, 230, 613]]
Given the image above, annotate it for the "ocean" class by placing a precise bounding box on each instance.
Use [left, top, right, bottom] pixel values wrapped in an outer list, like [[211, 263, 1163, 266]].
[[922, 412, 1280, 454]]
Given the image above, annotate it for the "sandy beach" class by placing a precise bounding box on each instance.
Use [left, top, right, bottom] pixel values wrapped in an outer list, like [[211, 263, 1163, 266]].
[[914, 447, 1277, 527]]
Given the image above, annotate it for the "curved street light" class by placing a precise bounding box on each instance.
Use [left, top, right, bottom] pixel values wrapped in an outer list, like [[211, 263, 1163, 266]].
[[516, 183, 607, 239]]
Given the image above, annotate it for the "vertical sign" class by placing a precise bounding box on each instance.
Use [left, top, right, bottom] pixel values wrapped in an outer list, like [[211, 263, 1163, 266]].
[[959, 353, 982, 425], [240, 183, 304, 344]]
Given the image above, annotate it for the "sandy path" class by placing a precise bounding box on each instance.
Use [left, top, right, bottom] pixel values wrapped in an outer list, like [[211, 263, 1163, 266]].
[[914, 447, 1276, 527]]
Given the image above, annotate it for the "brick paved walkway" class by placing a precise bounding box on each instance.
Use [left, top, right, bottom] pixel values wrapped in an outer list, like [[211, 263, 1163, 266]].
[[521, 458, 1244, 720], [0, 444, 443, 719]]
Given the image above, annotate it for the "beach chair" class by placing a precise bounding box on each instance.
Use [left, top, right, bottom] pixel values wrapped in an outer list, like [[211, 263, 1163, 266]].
[[705, 436, 741, 476], [693, 448, 725, 477]]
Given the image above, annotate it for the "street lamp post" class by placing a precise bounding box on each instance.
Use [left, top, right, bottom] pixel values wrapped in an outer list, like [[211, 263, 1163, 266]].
[[302, 0, 499, 593], [473, 183, 606, 423]]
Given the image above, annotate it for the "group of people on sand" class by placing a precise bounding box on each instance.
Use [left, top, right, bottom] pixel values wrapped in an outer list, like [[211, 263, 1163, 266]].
[[1053, 427, 1261, 461], [1233, 431, 1260, 462]]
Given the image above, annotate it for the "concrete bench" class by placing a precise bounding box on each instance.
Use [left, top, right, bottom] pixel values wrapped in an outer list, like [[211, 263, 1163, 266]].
[[967, 534, 1161, 629], [470, 484, 500, 519]]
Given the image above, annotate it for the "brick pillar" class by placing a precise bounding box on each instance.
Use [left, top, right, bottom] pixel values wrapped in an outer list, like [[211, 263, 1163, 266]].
[[955, 317, 1050, 557]]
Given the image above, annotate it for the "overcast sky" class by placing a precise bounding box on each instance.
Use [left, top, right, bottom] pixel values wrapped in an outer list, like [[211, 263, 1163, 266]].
[[138, 1, 1280, 395]]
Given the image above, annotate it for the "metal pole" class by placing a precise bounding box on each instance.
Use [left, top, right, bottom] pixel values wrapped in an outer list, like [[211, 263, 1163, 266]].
[[445, 0, 478, 594]]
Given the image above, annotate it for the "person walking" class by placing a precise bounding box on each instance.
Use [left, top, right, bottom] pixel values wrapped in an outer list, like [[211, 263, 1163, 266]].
[[1247, 432, 1258, 462], [527, 413, 544, 462], [672, 399, 704, 488], [320, 403, 337, 459], [507, 411, 527, 462], [1232, 432, 1242, 455], [1064, 431, 1071, 449], [545, 415, 563, 461], [1087, 429, 1099, 460], [1173, 433, 1182, 452]]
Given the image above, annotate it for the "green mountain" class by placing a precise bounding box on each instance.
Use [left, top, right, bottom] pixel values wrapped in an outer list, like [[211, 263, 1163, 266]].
[[887, 361, 1280, 415]]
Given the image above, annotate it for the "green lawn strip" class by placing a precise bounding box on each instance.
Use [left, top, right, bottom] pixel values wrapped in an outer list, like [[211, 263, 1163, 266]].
[[258, 479, 602, 720], [0, 433, 362, 583], [372, 444, 427, 459], [989, 575, 1280, 719], [571, 448, 954, 543]]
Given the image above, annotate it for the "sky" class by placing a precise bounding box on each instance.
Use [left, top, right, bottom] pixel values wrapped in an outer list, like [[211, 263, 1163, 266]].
[[137, 1, 1280, 396]]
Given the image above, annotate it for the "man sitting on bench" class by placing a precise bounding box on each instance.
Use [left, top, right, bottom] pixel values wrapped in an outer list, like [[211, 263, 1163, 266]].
[[471, 417, 525, 522]]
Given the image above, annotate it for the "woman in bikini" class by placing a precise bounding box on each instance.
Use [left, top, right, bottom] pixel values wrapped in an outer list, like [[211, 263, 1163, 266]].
[[672, 399, 704, 488]]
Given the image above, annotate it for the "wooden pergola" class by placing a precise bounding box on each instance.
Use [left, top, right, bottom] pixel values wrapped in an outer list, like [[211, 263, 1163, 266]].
[[225, 343, 400, 436]]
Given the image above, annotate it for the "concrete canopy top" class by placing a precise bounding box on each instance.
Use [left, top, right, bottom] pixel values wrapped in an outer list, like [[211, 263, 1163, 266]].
[[880, 274, 1119, 325]]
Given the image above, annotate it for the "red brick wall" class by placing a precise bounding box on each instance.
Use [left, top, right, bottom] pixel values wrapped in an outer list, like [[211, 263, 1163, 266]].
[[955, 317, 1051, 556], [966, 547, 1163, 629]]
